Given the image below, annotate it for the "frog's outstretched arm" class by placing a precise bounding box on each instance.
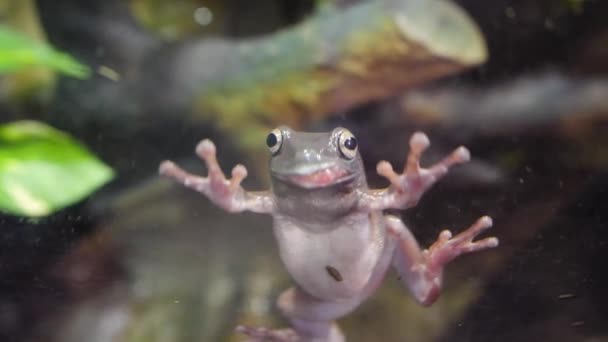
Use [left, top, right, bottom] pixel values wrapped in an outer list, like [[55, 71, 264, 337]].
[[159, 139, 275, 214], [360, 132, 470, 211]]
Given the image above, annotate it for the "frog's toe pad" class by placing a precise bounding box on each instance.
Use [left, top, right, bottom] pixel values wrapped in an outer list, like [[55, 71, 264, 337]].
[[236, 325, 298, 342]]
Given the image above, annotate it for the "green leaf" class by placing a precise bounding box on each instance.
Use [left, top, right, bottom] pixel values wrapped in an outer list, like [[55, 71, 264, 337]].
[[0, 121, 114, 217], [0, 25, 90, 78]]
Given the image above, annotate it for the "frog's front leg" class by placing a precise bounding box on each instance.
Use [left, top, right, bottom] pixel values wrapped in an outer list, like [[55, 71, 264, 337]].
[[361, 132, 470, 210], [159, 139, 274, 214], [386, 215, 498, 305]]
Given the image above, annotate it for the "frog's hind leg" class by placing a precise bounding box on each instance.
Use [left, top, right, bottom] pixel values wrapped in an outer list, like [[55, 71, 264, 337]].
[[237, 286, 361, 342], [385, 214, 498, 306]]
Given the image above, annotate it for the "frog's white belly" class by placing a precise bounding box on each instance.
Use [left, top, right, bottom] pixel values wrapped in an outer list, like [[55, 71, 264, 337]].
[[273, 215, 386, 300]]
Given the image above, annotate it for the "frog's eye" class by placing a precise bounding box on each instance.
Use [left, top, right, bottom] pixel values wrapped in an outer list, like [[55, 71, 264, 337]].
[[266, 128, 283, 155], [338, 130, 358, 160]]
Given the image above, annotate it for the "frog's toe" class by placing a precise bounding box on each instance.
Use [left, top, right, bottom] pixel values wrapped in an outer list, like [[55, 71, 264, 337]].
[[236, 325, 299, 342]]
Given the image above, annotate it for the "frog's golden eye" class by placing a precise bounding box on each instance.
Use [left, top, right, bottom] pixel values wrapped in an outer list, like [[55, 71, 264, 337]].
[[338, 129, 358, 160], [266, 128, 283, 155]]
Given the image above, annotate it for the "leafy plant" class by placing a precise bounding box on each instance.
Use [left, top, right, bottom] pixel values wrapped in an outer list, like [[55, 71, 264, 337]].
[[0, 121, 114, 217], [0, 25, 90, 78]]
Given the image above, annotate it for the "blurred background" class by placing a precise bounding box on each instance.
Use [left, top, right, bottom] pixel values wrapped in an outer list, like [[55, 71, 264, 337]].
[[1, 0, 607, 341]]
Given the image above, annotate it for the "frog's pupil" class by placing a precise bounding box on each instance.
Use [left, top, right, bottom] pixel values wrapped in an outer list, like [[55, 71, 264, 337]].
[[344, 137, 357, 150], [266, 133, 278, 147]]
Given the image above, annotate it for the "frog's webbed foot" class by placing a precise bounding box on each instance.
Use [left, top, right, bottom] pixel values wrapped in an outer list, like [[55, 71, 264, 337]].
[[236, 325, 299, 342], [376, 132, 470, 208], [424, 216, 499, 271], [388, 215, 498, 306], [159, 139, 248, 212]]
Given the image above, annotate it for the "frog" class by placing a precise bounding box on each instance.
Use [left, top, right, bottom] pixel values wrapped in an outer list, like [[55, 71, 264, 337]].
[[159, 126, 498, 342]]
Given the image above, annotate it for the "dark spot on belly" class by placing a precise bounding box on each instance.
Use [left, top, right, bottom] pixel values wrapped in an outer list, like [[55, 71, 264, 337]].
[[325, 265, 343, 282]]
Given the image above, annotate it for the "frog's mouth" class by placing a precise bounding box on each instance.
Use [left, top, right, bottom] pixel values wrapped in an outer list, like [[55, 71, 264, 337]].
[[274, 166, 354, 189]]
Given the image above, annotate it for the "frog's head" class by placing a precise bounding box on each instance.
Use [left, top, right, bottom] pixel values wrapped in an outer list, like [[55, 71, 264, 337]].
[[267, 126, 365, 190]]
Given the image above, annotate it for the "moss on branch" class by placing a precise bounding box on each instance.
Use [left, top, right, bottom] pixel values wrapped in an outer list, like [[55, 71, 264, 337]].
[[196, 0, 487, 146]]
